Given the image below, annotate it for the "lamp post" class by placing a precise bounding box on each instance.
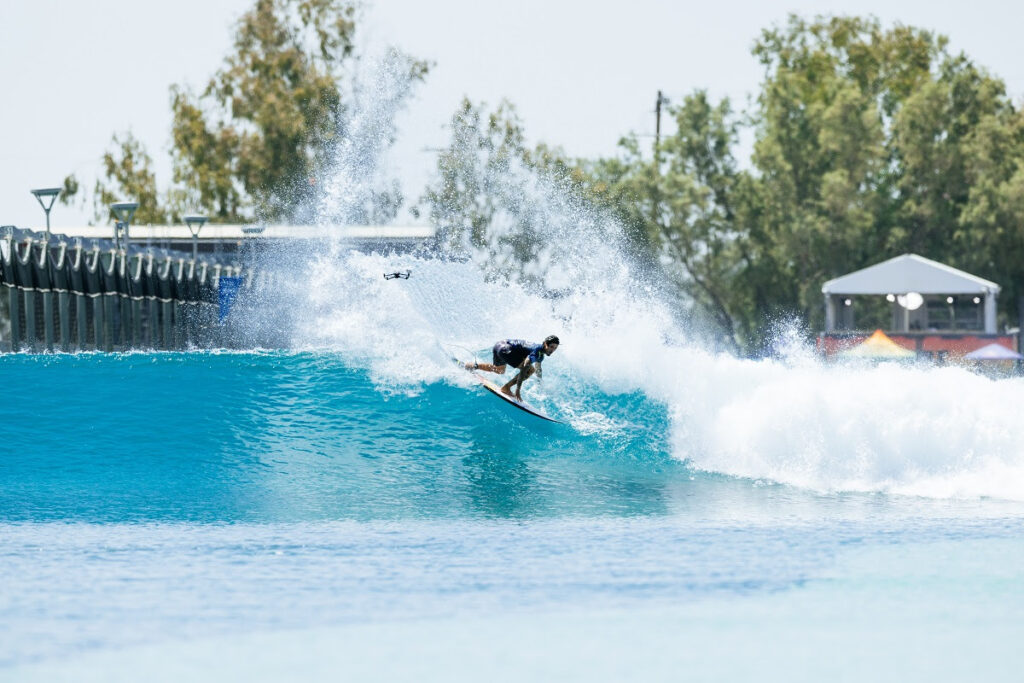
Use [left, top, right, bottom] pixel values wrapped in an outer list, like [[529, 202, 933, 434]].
[[30, 187, 61, 241], [110, 201, 138, 250], [184, 215, 208, 261]]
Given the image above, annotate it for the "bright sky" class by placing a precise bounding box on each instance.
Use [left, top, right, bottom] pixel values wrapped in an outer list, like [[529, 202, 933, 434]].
[[2, 0, 1022, 230]]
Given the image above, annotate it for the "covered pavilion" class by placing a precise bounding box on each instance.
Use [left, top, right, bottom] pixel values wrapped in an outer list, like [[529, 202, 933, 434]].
[[818, 254, 1017, 360], [822, 254, 999, 334]]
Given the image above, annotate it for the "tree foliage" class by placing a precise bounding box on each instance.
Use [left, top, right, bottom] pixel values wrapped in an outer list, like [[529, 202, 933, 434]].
[[422, 98, 592, 286], [92, 0, 426, 225], [171, 0, 357, 222], [581, 93, 757, 351], [423, 98, 530, 254], [93, 132, 171, 225], [582, 14, 1024, 352], [82, 8, 1024, 352], [57, 173, 82, 211], [750, 15, 1024, 334]]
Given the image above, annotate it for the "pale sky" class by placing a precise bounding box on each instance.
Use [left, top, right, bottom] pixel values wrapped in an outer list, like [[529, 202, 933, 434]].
[[2, 0, 1022, 230]]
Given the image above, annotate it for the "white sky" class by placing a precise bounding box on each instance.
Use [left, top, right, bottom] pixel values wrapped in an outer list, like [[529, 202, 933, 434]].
[[2, 0, 1023, 230]]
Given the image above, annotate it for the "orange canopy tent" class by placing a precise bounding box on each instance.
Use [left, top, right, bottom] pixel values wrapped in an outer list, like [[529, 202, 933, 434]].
[[838, 329, 916, 358]]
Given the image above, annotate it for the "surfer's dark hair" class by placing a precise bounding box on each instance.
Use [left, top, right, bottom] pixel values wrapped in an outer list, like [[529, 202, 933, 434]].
[[545, 335, 560, 346]]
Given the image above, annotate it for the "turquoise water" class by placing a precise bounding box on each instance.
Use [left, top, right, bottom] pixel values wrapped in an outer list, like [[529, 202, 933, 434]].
[[4, 349, 1024, 681], [9, 48, 1024, 679], [1, 352, 675, 522]]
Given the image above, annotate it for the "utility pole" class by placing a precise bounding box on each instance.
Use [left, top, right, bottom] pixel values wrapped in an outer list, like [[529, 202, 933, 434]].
[[651, 90, 667, 231], [654, 90, 666, 168]]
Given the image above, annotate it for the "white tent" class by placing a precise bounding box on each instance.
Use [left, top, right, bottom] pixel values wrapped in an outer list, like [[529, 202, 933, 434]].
[[964, 343, 1023, 360], [821, 254, 1000, 333]]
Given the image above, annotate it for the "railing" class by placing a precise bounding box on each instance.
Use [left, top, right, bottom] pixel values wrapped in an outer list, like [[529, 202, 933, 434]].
[[0, 226, 244, 352]]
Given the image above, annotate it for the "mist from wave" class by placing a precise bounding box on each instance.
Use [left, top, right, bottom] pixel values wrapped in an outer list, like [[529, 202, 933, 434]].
[[224, 47, 1024, 503]]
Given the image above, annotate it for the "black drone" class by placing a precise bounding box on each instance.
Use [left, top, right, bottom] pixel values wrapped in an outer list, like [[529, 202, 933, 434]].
[[383, 270, 411, 280]]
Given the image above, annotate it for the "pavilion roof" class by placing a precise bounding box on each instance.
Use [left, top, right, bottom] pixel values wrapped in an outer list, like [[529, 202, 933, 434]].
[[822, 254, 999, 296]]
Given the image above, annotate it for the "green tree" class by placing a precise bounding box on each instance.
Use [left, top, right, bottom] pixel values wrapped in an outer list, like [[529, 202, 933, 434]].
[[171, 0, 427, 222], [93, 132, 171, 225], [749, 15, 1024, 330], [584, 15, 1024, 351], [423, 100, 566, 281], [57, 173, 82, 211], [93, 0, 426, 225], [424, 98, 526, 254], [171, 0, 356, 222], [583, 93, 769, 352], [748, 15, 943, 330], [921, 60, 1024, 318]]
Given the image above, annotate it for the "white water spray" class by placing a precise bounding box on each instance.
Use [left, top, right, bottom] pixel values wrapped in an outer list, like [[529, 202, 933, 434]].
[[282, 52, 1024, 501]]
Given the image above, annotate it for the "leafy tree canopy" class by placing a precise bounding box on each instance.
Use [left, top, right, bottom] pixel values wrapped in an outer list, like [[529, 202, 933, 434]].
[[421, 98, 591, 286], [583, 14, 1024, 352], [93, 132, 170, 225], [93, 0, 426, 225]]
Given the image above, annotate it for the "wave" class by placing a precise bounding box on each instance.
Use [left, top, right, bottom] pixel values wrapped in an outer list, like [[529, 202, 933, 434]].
[[229, 49, 1024, 502], [281, 245, 1024, 501]]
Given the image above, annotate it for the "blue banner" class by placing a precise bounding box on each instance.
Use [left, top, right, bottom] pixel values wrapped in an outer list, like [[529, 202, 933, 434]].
[[218, 276, 243, 323]]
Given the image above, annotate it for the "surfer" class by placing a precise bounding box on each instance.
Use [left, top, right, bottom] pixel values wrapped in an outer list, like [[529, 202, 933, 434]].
[[466, 336, 560, 400]]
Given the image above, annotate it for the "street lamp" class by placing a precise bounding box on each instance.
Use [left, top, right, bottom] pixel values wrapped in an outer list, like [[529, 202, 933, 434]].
[[110, 201, 138, 250], [184, 215, 208, 261], [31, 187, 62, 241]]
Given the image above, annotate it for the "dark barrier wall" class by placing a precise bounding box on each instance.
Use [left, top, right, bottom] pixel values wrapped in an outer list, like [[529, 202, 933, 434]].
[[1, 227, 242, 352]]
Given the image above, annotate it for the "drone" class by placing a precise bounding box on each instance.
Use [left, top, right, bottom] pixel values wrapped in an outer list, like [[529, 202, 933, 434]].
[[383, 270, 411, 280]]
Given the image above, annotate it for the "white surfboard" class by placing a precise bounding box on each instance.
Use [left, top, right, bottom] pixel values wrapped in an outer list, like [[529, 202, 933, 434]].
[[448, 353, 563, 424], [473, 374, 564, 424]]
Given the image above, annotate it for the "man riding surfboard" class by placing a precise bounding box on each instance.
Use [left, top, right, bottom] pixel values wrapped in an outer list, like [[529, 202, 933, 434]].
[[465, 335, 560, 400]]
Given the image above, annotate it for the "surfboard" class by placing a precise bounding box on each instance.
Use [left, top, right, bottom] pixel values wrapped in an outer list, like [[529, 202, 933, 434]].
[[449, 354, 563, 424], [473, 375, 564, 424]]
